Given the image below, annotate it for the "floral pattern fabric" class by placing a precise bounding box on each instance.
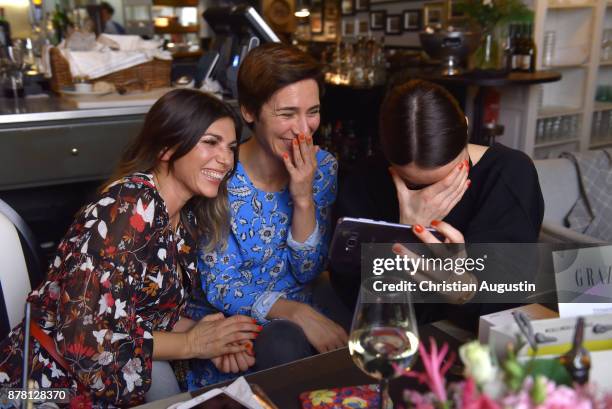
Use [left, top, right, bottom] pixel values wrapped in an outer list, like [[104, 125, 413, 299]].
[[182, 150, 337, 389], [0, 173, 198, 407], [299, 384, 380, 408]]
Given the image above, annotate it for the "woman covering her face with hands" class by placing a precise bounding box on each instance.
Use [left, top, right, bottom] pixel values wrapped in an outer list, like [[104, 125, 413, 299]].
[[183, 43, 347, 390], [0, 90, 260, 406], [331, 80, 544, 315]]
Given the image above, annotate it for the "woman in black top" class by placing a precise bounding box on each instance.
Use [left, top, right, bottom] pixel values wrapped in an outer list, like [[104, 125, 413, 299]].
[[331, 80, 544, 323]]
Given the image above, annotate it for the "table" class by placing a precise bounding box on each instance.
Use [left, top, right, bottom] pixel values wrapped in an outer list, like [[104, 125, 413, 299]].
[[137, 324, 464, 409], [405, 69, 562, 145]]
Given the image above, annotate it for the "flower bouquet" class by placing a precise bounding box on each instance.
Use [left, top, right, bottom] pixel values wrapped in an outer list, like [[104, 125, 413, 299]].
[[396, 337, 612, 409]]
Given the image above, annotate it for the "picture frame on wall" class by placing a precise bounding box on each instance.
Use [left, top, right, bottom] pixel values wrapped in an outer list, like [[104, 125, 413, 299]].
[[325, 0, 338, 20], [357, 17, 370, 35], [342, 19, 356, 37], [355, 0, 369, 11], [448, 0, 466, 20], [403, 9, 421, 31], [341, 0, 355, 15], [424, 3, 444, 27], [369, 10, 386, 30], [385, 14, 402, 35]]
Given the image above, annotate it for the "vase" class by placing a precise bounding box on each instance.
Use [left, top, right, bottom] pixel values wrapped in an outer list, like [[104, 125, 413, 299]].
[[473, 28, 505, 74]]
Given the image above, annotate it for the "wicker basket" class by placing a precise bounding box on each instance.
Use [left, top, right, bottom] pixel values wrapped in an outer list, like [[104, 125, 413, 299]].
[[49, 47, 172, 93]]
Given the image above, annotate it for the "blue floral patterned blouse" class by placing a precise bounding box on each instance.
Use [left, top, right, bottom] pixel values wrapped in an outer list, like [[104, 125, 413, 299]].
[[187, 149, 338, 322], [179, 150, 337, 390]]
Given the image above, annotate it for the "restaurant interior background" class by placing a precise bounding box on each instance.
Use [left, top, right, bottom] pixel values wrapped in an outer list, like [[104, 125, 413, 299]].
[[0, 0, 611, 258]]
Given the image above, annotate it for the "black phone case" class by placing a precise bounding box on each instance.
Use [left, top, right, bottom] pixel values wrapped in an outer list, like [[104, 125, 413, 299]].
[[328, 218, 434, 272]]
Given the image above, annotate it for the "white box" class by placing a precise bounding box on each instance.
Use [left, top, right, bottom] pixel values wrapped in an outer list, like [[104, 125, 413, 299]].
[[478, 304, 558, 344]]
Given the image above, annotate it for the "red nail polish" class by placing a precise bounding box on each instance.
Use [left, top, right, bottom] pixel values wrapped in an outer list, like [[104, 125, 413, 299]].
[[467, 180, 471, 187], [414, 224, 424, 233], [283, 153, 288, 159], [293, 139, 298, 145], [299, 134, 305, 141], [257, 325, 263, 331], [431, 220, 440, 227], [459, 163, 464, 170]]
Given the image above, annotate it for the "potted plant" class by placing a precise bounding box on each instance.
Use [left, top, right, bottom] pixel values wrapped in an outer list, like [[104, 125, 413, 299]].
[[455, 0, 532, 73]]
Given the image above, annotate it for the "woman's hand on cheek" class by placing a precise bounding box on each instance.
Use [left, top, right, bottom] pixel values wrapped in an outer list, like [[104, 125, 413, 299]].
[[389, 161, 469, 227], [282, 134, 318, 208]]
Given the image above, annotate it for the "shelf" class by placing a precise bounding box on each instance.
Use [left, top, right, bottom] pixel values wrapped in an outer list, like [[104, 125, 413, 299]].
[[600, 61, 612, 67], [534, 138, 581, 148], [547, 0, 595, 8], [153, 0, 198, 6], [170, 50, 203, 59], [594, 102, 612, 112], [544, 63, 589, 70], [590, 139, 612, 148], [154, 25, 199, 34], [538, 106, 583, 118]]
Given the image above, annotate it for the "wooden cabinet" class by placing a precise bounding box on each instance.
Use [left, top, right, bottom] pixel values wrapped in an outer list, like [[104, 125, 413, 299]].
[[0, 117, 143, 190]]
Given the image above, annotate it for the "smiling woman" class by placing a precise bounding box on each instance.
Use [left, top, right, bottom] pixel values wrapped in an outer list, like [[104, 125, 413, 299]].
[[0, 89, 261, 405], [183, 43, 348, 391]]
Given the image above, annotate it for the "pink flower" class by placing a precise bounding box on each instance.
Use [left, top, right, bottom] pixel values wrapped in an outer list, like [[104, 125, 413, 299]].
[[502, 377, 594, 409], [399, 337, 455, 403], [537, 384, 592, 409], [461, 377, 502, 409]]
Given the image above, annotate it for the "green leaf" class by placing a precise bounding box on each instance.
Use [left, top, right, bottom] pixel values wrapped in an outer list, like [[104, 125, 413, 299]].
[[528, 359, 572, 386]]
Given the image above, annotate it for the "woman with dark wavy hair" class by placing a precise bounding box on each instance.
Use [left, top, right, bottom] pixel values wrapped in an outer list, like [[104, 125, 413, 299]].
[[0, 89, 260, 406]]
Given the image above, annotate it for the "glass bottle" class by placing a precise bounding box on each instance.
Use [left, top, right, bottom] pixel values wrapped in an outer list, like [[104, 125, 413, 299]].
[[559, 317, 591, 385]]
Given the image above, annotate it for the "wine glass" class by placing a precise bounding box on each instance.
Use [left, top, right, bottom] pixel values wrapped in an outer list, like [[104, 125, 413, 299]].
[[348, 276, 419, 409]]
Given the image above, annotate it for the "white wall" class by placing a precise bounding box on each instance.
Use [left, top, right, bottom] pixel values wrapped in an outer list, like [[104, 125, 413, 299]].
[[0, 0, 32, 39]]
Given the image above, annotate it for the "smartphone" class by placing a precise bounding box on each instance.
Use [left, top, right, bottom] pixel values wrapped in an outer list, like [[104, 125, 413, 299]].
[[328, 217, 442, 271]]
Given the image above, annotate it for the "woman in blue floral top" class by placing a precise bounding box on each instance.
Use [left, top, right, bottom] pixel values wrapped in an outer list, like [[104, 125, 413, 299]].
[[183, 43, 348, 389]]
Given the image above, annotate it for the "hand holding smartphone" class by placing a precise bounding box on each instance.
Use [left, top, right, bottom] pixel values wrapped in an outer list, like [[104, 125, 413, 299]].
[[328, 217, 442, 272]]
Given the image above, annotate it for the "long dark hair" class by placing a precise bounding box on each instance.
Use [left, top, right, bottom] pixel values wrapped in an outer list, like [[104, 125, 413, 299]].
[[380, 79, 468, 168], [106, 89, 241, 250]]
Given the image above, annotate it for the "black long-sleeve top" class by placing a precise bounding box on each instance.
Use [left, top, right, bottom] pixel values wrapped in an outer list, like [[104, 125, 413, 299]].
[[331, 143, 545, 328]]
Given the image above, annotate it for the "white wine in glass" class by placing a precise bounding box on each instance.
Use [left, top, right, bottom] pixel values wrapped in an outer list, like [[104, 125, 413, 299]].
[[348, 277, 419, 409]]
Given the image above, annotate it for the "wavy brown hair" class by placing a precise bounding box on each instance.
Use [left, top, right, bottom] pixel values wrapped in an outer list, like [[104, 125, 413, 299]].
[[105, 89, 241, 251]]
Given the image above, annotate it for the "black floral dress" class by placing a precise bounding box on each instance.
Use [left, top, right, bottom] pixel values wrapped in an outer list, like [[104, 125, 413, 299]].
[[0, 173, 199, 407]]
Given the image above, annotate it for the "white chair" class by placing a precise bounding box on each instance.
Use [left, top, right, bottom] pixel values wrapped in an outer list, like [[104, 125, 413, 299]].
[[534, 158, 604, 243], [0, 198, 44, 339]]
